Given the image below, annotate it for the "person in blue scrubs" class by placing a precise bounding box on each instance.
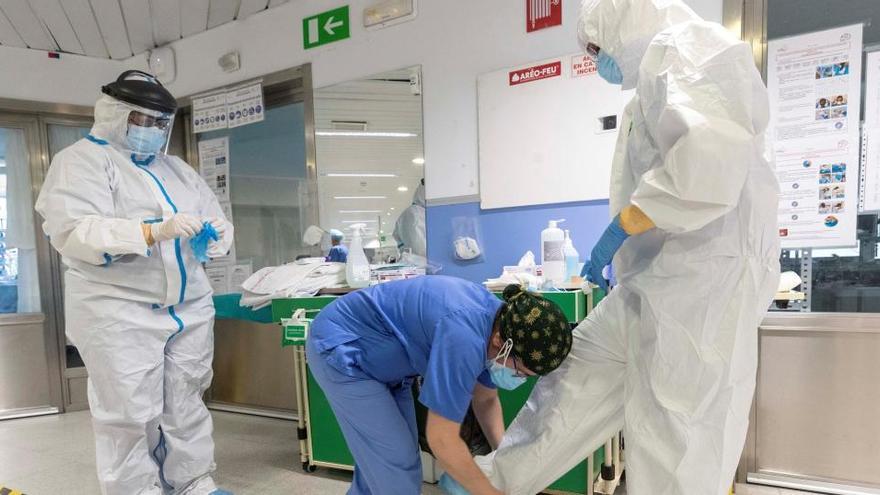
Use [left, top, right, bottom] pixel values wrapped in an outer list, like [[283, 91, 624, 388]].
[[305, 276, 573, 495], [326, 229, 348, 263]]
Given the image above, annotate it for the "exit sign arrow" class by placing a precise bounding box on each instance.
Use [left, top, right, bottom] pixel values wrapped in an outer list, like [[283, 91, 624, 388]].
[[324, 17, 344, 35], [303, 6, 350, 49]]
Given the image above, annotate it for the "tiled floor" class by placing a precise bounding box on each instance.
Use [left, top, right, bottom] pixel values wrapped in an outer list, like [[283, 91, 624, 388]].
[[0, 410, 814, 495], [0, 410, 440, 495]]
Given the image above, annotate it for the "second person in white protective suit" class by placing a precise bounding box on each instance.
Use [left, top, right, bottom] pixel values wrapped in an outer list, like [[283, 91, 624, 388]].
[[35, 71, 234, 495], [473, 0, 781, 494], [393, 179, 426, 257]]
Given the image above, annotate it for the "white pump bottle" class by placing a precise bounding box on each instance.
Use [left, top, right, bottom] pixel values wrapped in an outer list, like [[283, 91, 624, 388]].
[[563, 230, 580, 282], [345, 223, 371, 289], [541, 219, 566, 286]]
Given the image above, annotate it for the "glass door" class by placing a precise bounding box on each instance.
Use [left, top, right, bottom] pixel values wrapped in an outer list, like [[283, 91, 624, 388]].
[[0, 115, 59, 419], [43, 119, 92, 411]]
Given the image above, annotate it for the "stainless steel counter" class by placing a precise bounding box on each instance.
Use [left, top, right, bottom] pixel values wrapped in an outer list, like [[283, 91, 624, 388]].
[[208, 318, 298, 420], [741, 313, 880, 494]]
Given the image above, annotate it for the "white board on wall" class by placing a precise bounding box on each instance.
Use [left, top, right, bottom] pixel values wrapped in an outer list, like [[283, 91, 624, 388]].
[[477, 53, 633, 210]]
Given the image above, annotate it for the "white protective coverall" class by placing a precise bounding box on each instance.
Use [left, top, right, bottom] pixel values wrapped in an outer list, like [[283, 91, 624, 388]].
[[393, 182, 427, 257], [35, 95, 234, 495], [476, 0, 781, 493]]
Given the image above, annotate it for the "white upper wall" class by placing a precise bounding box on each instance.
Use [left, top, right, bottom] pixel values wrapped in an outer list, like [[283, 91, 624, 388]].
[[131, 0, 722, 201], [0, 45, 124, 107]]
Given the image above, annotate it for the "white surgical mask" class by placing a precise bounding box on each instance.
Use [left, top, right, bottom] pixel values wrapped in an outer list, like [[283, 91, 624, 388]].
[[127, 124, 167, 155]]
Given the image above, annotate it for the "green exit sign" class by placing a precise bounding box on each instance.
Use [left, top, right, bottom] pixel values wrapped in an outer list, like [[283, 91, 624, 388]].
[[303, 6, 350, 49]]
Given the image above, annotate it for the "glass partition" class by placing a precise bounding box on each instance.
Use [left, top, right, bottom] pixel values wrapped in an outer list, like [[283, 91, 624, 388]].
[[45, 123, 91, 369], [198, 102, 309, 271], [0, 127, 42, 314], [313, 66, 425, 262], [766, 0, 880, 312]]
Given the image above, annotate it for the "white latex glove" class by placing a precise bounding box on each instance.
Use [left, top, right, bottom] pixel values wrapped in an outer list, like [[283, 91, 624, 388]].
[[206, 217, 234, 258], [150, 213, 204, 243]]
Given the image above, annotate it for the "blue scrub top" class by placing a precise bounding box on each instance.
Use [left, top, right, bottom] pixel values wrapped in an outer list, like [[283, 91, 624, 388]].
[[309, 276, 503, 422], [326, 245, 348, 263]]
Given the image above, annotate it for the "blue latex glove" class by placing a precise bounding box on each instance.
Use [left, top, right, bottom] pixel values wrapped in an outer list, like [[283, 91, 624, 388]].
[[439, 473, 471, 495], [189, 222, 219, 263], [210, 490, 233, 495], [582, 215, 629, 291]]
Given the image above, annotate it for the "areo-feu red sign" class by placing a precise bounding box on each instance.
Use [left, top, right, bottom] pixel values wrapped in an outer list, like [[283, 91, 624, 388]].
[[509, 61, 562, 86]]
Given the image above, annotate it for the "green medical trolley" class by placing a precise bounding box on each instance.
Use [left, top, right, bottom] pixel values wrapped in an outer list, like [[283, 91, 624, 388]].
[[271, 288, 621, 494]]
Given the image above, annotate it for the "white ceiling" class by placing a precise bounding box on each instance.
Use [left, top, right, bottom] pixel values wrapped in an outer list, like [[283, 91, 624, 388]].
[[0, 0, 289, 59]]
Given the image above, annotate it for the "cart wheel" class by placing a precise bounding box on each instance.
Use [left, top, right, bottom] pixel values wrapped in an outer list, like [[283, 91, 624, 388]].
[[601, 463, 615, 481], [302, 462, 317, 473]]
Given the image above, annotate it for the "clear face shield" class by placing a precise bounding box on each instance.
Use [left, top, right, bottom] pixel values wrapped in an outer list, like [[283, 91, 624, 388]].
[[126, 108, 175, 156]]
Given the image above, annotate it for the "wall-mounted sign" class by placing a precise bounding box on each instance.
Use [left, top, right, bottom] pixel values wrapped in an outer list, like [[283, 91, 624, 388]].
[[303, 6, 350, 49], [768, 23, 863, 248], [191, 81, 264, 133], [571, 54, 596, 78], [192, 92, 227, 133], [226, 82, 265, 128], [509, 61, 562, 86], [527, 0, 562, 33]]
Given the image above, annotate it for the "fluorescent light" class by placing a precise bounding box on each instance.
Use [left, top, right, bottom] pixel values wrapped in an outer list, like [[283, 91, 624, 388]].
[[324, 172, 398, 178], [412, 157, 425, 165], [334, 196, 387, 200], [339, 210, 381, 214], [316, 131, 418, 138], [397, 186, 409, 192], [390, 207, 395, 210], [342, 220, 378, 223]]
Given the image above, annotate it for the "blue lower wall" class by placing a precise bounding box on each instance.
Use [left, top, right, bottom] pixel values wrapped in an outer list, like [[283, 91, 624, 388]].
[[426, 200, 610, 283]]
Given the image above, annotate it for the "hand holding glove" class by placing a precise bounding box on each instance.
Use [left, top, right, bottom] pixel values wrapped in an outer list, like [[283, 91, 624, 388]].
[[207, 217, 227, 240], [582, 215, 629, 291], [204, 217, 234, 258], [147, 214, 204, 244], [581, 205, 655, 290]]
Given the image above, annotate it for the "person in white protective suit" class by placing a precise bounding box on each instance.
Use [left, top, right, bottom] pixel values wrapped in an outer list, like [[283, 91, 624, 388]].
[[35, 71, 235, 495], [472, 1, 781, 494], [393, 179, 427, 257]]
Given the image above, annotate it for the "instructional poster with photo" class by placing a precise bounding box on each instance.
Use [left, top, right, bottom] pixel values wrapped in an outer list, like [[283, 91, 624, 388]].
[[775, 139, 855, 247], [226, 82, 265, 128], [768, 23, 862, 248], [197, 137, 230, 202], [229, 262, 253, 292], [207, 266, 230, 295], [192, 92, 228, 133]]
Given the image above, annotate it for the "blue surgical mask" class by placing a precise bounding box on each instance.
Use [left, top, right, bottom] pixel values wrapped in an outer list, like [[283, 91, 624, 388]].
[[486, 339, 527, 390], [127, 124, 167, 155], [597, 52, 624, 85]]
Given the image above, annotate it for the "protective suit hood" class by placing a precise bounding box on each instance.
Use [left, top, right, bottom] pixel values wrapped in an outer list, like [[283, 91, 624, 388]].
[[91, 94, 172, 155], [578, 0, 699, 90], [412, 183, 426, 207]]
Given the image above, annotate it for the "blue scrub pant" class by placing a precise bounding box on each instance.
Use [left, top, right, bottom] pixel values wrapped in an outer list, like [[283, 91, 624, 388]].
[[306, 339, 422, 495]]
